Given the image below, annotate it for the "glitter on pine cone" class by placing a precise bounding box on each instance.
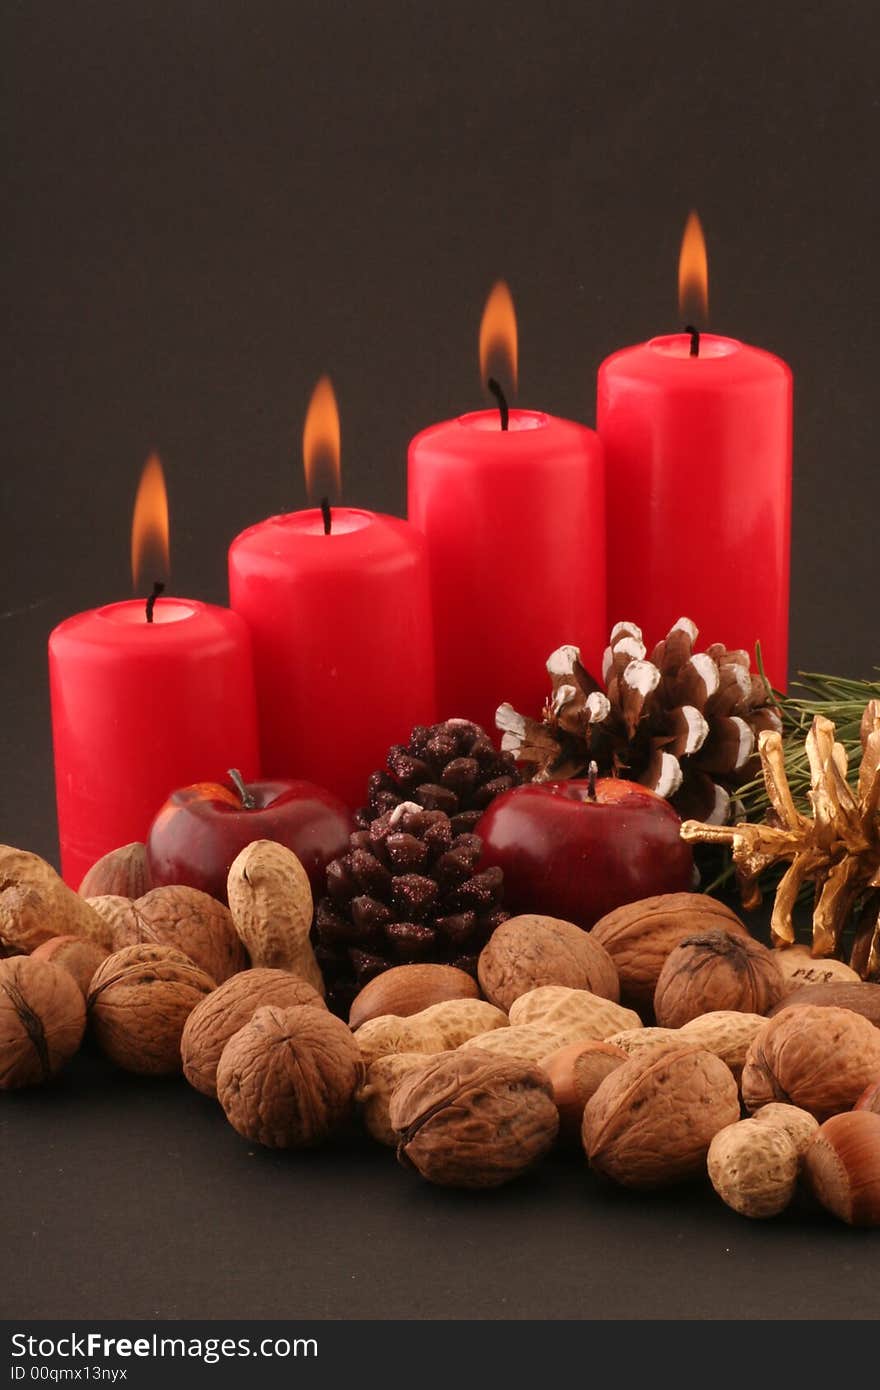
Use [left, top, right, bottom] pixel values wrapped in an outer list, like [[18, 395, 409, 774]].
[[355, 718, 521, 835], [497, 618, 783, 824], [314, 802, 510, 1014]]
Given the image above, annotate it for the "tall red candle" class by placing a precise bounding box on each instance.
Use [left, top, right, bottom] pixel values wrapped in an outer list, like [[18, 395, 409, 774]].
[[49, 598, 260, 888], [408, 283, 606, 736], [597, 215, 792, 689]]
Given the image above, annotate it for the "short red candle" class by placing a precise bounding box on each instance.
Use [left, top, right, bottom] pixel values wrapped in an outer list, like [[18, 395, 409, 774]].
[[49, 598, 260, 888], [228, 507, 436, 811], [408, 409, 606, 735], [597, 332, 792, 688]]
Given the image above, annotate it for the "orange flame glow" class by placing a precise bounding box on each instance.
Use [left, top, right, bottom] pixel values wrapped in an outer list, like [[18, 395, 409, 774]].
[[303, 375, 341, 504], [678, 210, 709, 325], [479, 280, 518, 393], [131, 453, 170, 591]]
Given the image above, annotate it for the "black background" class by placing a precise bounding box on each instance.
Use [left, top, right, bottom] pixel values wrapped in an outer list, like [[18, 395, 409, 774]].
[[2, 1, 879, 1321]]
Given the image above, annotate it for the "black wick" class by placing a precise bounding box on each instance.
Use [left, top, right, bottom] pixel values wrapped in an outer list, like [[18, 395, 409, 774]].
[[487, 377, 510, 431], [145, 580, 165, 623], [320, 496, 332, 535], [684, 324, 701, 358]]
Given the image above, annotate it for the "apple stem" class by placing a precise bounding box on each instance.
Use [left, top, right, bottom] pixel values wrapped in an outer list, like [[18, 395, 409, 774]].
[[227, 768, 256, 810], [587, 760, 598, 801]]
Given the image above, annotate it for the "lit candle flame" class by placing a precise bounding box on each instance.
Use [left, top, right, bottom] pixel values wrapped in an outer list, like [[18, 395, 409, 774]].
[[678, 210, 709, 326], [131, 453, 170, 592], [479, 280, 518, 394], [303, 375, 342, 505]]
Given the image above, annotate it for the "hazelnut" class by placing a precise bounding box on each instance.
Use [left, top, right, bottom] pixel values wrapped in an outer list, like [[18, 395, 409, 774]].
[[216, 1004, 363, 1148], [477, 915, 619, 1013], [0, 844, 115, 954], [95, 884, 247, 985], [752, 1102, 819, 1157], [767, 980, 880, 1028], [390, 1050, 559, 1188], [181, 967, 325, 1098], [776, 944, 861, 997], [540, 1040, 628, 1137], [654, 929, 784, 1028], [855, 1078, 880, 1115], [582, 1046, 740, 1188], [591, 893, 748, 1008], [678, 1010, 766, 1082], [87, 943, 215, 1075], [458, 1024, 566, 1064], [803, 1110, 880, 1227], [78, 843, 151, 899], [353, 1013, 447, 1068], [357, 1051, 435, 1146], [0, 956, 86, 1088], [348, 964, 479, 1030], [508, 985, 641, 1042], [742, 1005, 880, 1121], [707, 1118, 799, 1218], [30, 934, 108, 997]]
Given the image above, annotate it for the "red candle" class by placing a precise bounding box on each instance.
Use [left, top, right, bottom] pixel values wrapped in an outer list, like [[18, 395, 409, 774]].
[[49, 459, 259, 888], [228, 380, 436, 811], [597, 214, 792, 689], [408, 283, 606, 736]]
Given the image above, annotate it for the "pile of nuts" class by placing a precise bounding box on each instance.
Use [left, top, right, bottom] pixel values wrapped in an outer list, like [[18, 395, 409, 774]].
[[2, 841, 880, 1227]]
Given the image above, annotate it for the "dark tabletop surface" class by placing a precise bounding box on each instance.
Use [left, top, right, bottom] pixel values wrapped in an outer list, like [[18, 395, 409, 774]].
[[3, 0, 880, 1322]]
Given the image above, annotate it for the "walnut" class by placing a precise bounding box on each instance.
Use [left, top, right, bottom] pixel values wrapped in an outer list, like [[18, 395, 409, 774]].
[[752, 1102, 819, 1156], [181, 967, 325, 1098], [767, 980, 880, 1027], [78, 843, 151, 899], [0, 956, 86, 1087], [0, 845, 114, 954], [458, 1024, 566, 1064], [227, 841, 324, 995], [591, 893, 749, 1008], [357, 1051, 435, 1146], [678, 1011, 766, 1082], [508, 986, 641, 1042], [92, 885, 246, 984], [389, 1051, 559, 1188], [30, 935, 108, 997], [654, 929, 784, 1028], [707, 1118, 800, 1218], [477, 914, 619, 1012], [582, 1046, 740, 1188], [349, 964, 480, 1030], [540, 1039, 628, 1138], [776, 945, 861, 997], [87, 943, 215, 1075], [216, 1004, 364, 1147], [742, 1005, 880, 1121]]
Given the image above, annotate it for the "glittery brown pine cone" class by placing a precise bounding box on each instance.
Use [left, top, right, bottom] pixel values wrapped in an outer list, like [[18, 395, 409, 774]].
[[355, 719, 521, 836], [314, 803, 509, 1014]]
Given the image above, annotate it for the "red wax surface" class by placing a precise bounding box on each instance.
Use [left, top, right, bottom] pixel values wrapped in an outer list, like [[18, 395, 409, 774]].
[[49, 599, 260, 888], [228, 508, 436, 811], [597, 333, 792, 689], [408, 409, 606, 735]]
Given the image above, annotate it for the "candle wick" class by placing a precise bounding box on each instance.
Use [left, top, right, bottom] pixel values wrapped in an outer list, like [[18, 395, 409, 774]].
[[684, 324, 701, 358], [227, 767, 257, 809], [587, 760, 598, 801], [320, 496, 332, 535], [487, 378, 510, 431], [145, 581, 165, 624]]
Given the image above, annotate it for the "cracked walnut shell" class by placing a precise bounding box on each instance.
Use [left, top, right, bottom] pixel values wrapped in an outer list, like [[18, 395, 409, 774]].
[[0, 955, 86, 1088], [582, 1046, 740, 1188], [216, 1004, 364, 1148], [741, 1005, 880, 1122], [653, 928, 784, 1028], [390, 1050, 559, 1188], [181, 967, 326, 1098], [87, 943, 215, 1075]]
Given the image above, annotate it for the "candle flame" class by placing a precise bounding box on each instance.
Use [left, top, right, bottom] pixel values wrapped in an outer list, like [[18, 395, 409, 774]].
[[678, 210, 709, 325], [479, 280, 518, 394], [303, 375, 341, 504], [131, 453, 170, 591]]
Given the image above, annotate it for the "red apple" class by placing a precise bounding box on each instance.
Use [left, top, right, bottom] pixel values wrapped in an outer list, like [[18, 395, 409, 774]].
[[146, 771, 354, 904], [476, 777, 694, 929]]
